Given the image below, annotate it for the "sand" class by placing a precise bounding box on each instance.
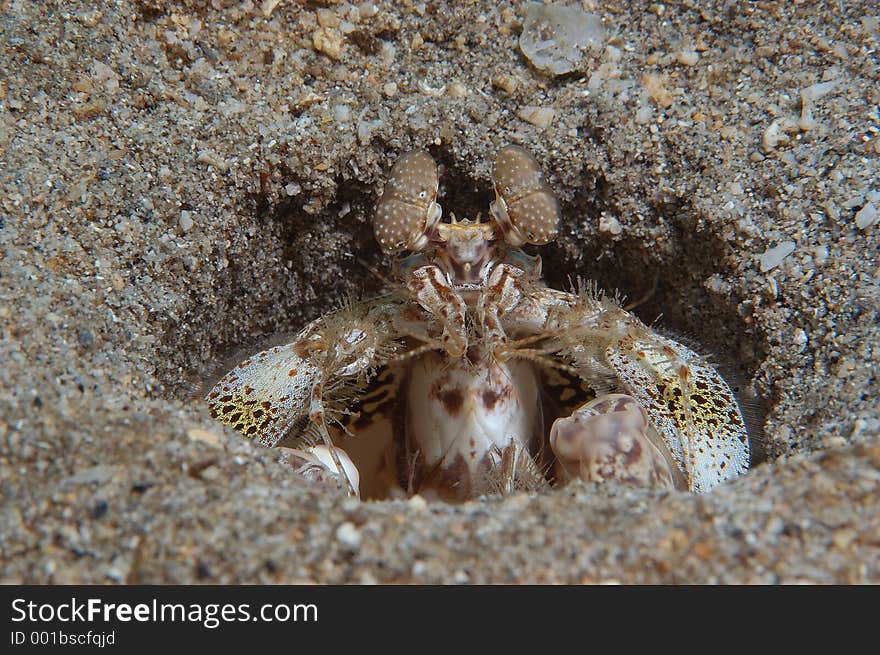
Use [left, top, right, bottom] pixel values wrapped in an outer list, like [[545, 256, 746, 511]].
[[1, 0, 878, 583]]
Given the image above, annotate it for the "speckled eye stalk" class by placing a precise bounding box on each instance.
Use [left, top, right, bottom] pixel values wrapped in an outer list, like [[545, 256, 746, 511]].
[[490, 145, 559, 247], [373, 150, 442, 253]]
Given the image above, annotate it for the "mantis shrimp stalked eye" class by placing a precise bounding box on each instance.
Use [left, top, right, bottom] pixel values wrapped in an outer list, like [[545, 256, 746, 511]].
[[373, 150, 442, 253], [489, 145, 560, 247]]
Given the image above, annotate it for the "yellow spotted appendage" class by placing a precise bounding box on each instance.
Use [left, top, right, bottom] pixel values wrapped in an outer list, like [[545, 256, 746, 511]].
[[604, 334, 749, 492], [205, 301, 402, 449], [206, 340, 322, 446]]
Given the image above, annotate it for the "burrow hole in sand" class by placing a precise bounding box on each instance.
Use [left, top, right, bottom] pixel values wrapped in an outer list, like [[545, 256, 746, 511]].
[[166, 145, 770, 501]]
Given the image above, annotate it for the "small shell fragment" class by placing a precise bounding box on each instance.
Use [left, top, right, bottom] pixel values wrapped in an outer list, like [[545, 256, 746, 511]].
[[187, 428, 221, 446], [642, 73, 674, 108], [417, 79, 446, 97], [762, 118, 798, 153], [312, 27, 344, 60], [373, 150, 441, 252], [447, 81, 468, 98], [490, 145, 559, 246], [855, 202, 878, 229], [758, 240, 796, 272], [492, 73, 519, 94], [178, 210, 194, 232], [516, 106, 556, 128], [799, 79, 839, 130], [519, 3, 606, 76], [677, 50, 699, 66], [598, 212, 623, 235]]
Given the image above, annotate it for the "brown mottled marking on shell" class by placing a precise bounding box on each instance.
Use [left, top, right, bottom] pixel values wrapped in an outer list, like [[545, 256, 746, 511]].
[[422, 452, 471, 502], [374, 150, 439, 252], [491, 145, 559, 245], [550, 393, 685, 490], [339, 365, 399, 431]]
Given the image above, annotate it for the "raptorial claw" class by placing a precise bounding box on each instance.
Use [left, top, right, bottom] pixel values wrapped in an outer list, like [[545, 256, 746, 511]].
[[549, 393, 686, 490]]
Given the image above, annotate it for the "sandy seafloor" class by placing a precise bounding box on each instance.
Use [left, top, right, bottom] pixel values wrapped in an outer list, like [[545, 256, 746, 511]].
[[0, 0, 878, 583]]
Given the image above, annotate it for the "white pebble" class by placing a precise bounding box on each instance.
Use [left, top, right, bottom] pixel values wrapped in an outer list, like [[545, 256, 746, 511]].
[[761, 121, 783, 152], [197, 149, 225, 169], [491, 73, 518, 93], [598, 212, 623, 235], [605, 45, 622, 63], [634, 103, 653, 125], [855, 202, 878, 229], [382, 82, 398, 97], [761, 118, 798, 153], [284, 182, 302, 196], [758, 240, 795, 272], [447, 81, 468, 98], [798, 79, 839, 131], [453, 570, 469, 583], [705, 274, 730, 294], [187, 428, 220, 446], [417, 79, 446, 97], [677, 50, 699, 66], [91, 60, 120, 95], [335, 522, 361, 550], [358, 2, 378, 19], [261, 0, 281, 17], [332, 103, 351, 124], [316, 8, 340, 28], [178, 210, 194, 232], [357, 118, 383, 145], [517, 106, 556, 128], [801, 79, 839, 102]]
